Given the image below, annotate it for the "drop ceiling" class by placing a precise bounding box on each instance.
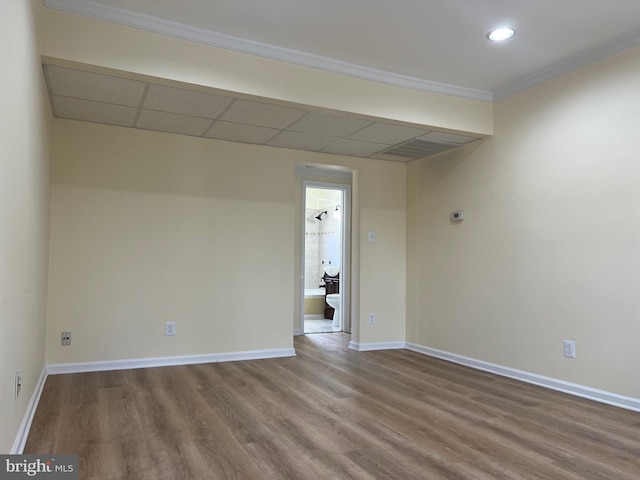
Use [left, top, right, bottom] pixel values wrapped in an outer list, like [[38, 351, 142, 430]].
[[44, 64, 481, 162], [41, 0, 640, 160]]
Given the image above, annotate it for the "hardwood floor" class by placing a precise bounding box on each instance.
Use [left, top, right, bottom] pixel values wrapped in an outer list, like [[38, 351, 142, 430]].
[[25, 334, 640, 479]]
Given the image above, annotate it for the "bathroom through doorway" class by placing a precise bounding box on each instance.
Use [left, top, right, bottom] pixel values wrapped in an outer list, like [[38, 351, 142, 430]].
[[302, 182, 351, 334]]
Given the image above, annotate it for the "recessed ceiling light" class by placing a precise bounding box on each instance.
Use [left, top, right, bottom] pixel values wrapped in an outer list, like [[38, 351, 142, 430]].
[[487, 27, 516, 42]]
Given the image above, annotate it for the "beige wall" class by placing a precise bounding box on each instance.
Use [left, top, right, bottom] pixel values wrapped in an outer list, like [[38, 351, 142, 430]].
[[407, 46, 640, 398], [47, 120, 406, 364], [357, 163, 407, 344], [0, 0, 52, 452], [47, 121, 294, 363]]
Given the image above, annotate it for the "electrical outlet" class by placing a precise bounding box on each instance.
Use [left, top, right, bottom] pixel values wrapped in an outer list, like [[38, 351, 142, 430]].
[[564, 340, 576, 358], [15, 370, 22, 400], [165, 322, 176, 336], [61, 331, 71, 346], [368, 312, 376, 325], [450, 210, 464, 222]]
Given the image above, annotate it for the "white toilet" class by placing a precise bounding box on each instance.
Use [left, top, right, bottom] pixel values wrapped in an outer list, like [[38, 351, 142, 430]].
[[326, 293, 341, 330]]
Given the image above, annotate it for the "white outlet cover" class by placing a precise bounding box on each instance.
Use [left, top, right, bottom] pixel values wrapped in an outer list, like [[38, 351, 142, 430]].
[[368, 232, 376, 242], [564, 340, 576, 358], [165, 322, 176, 336]]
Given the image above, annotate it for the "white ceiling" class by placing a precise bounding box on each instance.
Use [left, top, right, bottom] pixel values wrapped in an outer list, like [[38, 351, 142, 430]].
[[42, 0, 640, 161], [46, 0, 640, 100]]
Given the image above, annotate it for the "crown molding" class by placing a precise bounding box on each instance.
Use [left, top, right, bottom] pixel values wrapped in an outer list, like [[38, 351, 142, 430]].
[[43, 0, 640, 104], [43, 0, 493, 102], [494, 29, 640, 100]]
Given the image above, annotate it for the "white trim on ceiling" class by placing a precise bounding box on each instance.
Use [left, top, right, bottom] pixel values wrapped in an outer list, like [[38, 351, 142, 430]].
[[44, 0, 493, 102], [494, 28, 640, 100], [43, 0, 640, 104]]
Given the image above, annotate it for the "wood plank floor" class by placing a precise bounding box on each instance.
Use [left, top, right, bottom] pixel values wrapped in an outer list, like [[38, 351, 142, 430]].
[[25, 333, 640, 479]]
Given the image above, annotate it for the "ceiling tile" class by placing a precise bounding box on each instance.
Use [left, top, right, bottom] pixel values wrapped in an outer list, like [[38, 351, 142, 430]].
[[205, 121, 280, 144], [42, 63, 475, 162], [144, 85, 233, 118], [53, 96, 137, 127], [137, 110, 213, 136], [287, 112, 371, 137], [46, 65, 146, 107], [348, 122, 429, 144], [418, 131, 479, 144], [380, 138, 458, 159], [322, 139, 387, 157], [266, 131, 338, 151], [220, 99, 305, 129]]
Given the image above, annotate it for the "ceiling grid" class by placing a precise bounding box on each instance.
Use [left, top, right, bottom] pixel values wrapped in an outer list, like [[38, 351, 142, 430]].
[[44, 64, 481, 162]]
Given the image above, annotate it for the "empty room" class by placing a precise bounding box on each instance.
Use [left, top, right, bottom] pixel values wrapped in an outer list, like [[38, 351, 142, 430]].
[[2, 1, 640, 478]]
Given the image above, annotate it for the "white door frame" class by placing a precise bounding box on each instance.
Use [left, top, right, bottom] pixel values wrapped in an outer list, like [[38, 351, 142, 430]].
[[301, 180, 352, 333]]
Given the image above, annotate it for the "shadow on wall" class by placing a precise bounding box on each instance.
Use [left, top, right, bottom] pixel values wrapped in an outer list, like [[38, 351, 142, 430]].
[[412, 139, 487, 190]]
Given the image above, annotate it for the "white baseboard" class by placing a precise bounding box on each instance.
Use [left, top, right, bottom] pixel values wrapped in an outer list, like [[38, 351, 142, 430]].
[[406, 342, 640, 413], [11, 366, 48, 454], [293, 329, 303, 336], [349, 341, 405, 352], [47, 348, 296, 375]]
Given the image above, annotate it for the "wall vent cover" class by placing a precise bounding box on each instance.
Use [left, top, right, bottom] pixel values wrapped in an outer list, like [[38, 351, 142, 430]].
[[379, 138, 459, 159]]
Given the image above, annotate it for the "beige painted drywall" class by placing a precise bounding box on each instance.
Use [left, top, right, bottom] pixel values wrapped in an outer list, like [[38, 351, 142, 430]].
[[37, 3, 492, 136], [47, 119, 406, 364], [293, 164, 406, 345], [357, 163, 407, 345], [47, 121, 294, 363], [407, 45, 640, 398], [0, 0, 52, 453]]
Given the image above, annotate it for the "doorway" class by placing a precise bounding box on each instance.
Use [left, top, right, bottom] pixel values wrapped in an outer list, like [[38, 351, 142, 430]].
[[302, 182, 351, 334]]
